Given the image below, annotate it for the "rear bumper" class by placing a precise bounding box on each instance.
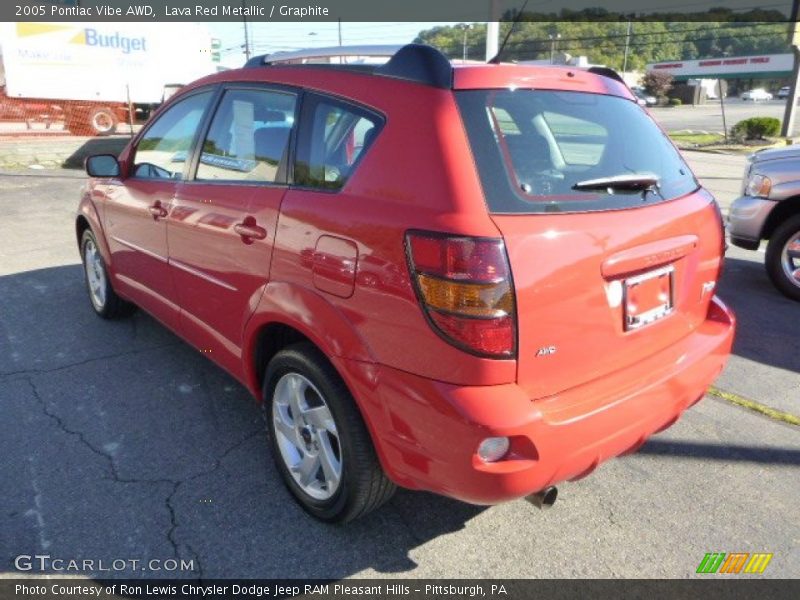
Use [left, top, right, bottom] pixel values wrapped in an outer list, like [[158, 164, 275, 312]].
[[727, 195, 776, 249], [360, 296, 735, 504]]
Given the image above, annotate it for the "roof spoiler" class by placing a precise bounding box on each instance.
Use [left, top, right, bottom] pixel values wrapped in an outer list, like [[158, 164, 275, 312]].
[[377, 44, 452, 89], [587, 66, 626, 84], [245, 43, 453, 89]]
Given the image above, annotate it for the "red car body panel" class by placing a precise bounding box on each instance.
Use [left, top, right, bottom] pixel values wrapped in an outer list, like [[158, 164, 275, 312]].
[[349, 297, 732, 503], [169, 182, 286, 376], [493, 188, 726, 399], [77, 60, 735, 505]]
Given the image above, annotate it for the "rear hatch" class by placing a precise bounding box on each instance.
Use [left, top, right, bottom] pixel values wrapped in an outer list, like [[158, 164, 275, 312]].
[[456, 88, 724, 399]]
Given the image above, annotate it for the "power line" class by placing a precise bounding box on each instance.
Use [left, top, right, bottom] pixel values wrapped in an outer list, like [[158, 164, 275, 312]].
[[455, 22, 788, 49], [430, 25, 788, 54], [434, 29, 788, 60]]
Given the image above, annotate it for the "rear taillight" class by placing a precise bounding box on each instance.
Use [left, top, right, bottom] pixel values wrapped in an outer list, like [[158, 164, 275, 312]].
[[405, 230, 516, 358]]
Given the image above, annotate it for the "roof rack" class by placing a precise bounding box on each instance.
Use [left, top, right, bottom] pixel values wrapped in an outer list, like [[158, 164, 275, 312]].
[[245, 43, 453, 89], [246, 45, 403, 66]]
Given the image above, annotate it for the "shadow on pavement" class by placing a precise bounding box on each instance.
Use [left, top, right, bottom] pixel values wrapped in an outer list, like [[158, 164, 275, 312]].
[[61, 137, 130, 169], [717, 256, 800, 374], [2, 257, 795, 579], [639, 440, 800, 465], [0, 265, 486, 579]]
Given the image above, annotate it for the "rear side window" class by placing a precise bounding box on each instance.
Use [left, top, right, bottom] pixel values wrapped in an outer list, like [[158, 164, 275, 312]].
[[133, 91, 212, 180], [293, 94, 382, 191], [196, 88, 297, 183], [456, 89, 698, 213]]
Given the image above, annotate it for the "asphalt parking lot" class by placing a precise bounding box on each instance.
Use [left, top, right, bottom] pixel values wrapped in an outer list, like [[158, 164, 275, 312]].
[[0, 163, 798, 580], [649, 99, 787, 133]]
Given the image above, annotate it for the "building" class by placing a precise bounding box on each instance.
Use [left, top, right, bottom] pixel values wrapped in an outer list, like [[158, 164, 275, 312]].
[[646, 54, 792, 95]]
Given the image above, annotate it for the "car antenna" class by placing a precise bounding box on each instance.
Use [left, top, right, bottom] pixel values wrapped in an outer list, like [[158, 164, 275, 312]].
[[487, 0, 530, 65]]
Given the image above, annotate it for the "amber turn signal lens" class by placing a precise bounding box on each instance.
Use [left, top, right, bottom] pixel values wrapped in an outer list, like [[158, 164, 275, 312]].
[[406, 231, 517, 358], [417, 275, 514, 318], [745, 174, 771, 198]]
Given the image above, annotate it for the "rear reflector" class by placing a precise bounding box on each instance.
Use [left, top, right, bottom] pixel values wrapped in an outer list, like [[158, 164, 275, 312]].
[[477, 437, 510, 462], [406, 231, 516, 358]]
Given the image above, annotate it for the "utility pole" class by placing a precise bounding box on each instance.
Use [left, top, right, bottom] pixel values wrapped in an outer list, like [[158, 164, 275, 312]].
[[338, 19, 342, 46], [485, 0, 501, 61], [549, 33, 561, 64], [242, 0, 251, 61], [781, 0, 800, 138], [719, 79, 729, 142], [486, 22, 500, 61], [460, 24, 474, 62], [622, 20, 632, 74]]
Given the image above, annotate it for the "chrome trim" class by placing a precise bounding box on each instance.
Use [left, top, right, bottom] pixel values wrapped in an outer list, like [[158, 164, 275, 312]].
[[169, 259, 238, 292], [110, 235, 168, 264], [780, 232, 800, 290], [623, 265, 675, 332]]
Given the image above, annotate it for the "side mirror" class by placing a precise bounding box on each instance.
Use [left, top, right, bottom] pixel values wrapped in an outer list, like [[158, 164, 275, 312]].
[[85, 154, 120, 178]]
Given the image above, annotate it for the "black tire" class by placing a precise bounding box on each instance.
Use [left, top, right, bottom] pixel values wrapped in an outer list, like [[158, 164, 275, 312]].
[[80, 229, 136, 319], [765, 214, 800, 302], [67, 107, 117, 136], [263, 342, 395, 522]]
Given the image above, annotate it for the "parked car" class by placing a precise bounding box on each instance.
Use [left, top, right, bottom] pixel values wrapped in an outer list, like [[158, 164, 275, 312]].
[[741, 88, 773, 102], [76, 44, 735, 522], [632, 88, 657, 106], [729, 145, 800, 300], [778, 86, 791, 99]]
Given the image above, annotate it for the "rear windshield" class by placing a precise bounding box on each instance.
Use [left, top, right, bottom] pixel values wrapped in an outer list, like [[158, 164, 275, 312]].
[[456, 89, 698, 213]]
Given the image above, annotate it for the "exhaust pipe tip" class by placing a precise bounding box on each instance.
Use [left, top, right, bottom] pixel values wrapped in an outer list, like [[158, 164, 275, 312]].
[[525, 486, 558, 509]]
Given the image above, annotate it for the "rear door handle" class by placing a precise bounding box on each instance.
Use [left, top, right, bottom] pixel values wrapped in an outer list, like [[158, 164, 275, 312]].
[[148, 202, 168, 220], [234, 218, 267, 242]]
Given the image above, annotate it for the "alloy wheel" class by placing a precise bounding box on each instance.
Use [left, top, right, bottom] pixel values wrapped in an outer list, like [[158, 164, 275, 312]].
[[780, 232, 800, 290], [271, 372, 342, 500], [84, 239, 106, 310]]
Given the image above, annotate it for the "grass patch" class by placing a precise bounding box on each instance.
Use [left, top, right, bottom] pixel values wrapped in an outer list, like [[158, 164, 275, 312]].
[[669, 132, 725, 145]]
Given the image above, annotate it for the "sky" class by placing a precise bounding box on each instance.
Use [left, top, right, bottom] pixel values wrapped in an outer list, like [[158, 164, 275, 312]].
[[209, 22, 458, 68]]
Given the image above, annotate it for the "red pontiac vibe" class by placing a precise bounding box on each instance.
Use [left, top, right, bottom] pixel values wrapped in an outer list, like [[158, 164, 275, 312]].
[[76, 45, 735, 522]]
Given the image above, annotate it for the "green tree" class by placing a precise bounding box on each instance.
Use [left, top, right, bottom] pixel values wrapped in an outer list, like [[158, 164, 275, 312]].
[[414, 13, 790, 72]]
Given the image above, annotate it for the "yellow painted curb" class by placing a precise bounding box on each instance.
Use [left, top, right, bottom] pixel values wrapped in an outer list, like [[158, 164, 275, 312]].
[[707, 386, 800, 427]]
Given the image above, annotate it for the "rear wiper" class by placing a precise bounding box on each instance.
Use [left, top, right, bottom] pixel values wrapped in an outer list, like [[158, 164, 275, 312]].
[[572, 173, 660, 193]]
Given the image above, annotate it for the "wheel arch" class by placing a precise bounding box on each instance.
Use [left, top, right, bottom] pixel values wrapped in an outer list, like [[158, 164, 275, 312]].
[[243, 281, 377, 399], [243, 286, 393, 478], [75, 214, 91, 246], [252, 322, 313, 397], [762, 196, 800, 240], [75, 201, 112, 266]]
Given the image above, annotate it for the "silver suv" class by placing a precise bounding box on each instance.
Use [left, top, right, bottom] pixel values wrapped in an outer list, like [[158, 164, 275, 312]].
[[729, 145, 800, 301]]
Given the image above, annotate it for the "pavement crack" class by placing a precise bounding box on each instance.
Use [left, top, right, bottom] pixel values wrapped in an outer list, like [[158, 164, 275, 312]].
[[126, 430, 260, 570], [25, 376, 120, 480], [161, 430, 260, 569], [25, 373, 258, 575], [183, 541, 205, 580], [185, 429, 262, 483], [165, 481, 182, 559], [1, 342, 180, 380]]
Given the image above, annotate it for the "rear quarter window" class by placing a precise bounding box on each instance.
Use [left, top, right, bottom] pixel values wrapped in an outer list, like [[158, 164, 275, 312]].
[[293, 93, 383, 192]]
